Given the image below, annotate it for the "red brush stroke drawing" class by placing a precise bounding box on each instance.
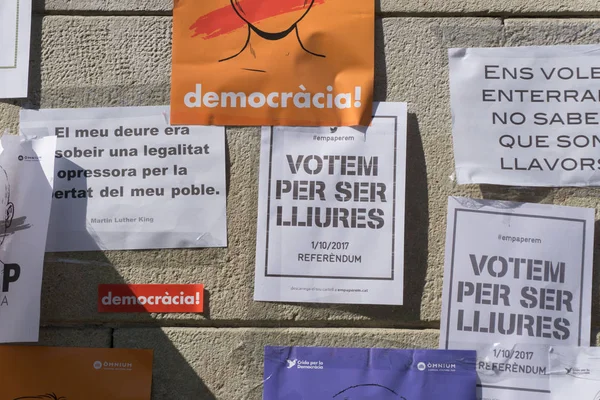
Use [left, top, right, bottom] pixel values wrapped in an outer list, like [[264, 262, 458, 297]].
[[190, 0, 326, 62]]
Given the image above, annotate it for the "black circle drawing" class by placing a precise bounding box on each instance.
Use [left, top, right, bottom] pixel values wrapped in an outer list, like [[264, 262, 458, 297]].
[[219, 0, 326, 62], [332, 383, 405, 399], [14, 394, 66, 400]]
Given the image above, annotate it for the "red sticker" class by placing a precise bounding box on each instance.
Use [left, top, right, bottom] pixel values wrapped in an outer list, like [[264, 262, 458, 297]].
[[98, 284, 204, 313]]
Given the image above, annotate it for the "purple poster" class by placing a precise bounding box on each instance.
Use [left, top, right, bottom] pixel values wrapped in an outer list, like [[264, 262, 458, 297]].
[[263, 346, 477, 400]]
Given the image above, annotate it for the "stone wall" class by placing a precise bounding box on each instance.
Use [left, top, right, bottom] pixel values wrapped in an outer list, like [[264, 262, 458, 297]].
[[2, 1, 600, 398]]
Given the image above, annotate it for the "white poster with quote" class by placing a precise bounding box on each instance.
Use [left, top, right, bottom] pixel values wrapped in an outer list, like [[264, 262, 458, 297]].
[[254, 102, 406, 305], [0, 0, 32, 98], [450, 45, 600, 186], [0, 135, 56, 342], [20, 106, 227, 251], [440, 197, 594, 400]]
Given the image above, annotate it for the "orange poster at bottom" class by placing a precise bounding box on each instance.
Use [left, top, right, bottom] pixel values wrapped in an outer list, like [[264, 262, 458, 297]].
[[0, 346, 153, 400]]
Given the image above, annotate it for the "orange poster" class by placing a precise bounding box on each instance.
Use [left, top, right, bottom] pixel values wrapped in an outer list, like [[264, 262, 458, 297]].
[[170, 0, 374, 127], [1, 346, 153, 400]]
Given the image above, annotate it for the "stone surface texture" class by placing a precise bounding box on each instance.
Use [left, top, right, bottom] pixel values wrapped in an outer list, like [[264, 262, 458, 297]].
[[1, 1, 600, 399], [36, 0, 600, 14]]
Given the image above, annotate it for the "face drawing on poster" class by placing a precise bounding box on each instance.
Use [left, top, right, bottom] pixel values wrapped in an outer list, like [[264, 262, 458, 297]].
[[0, 345, 153, 399], [0, 165, 21, 306], [0, 166, 15, 245], [171, 0, 373, 126], [264, 346, 477, 400], [0, 135, 56, 343], [191, 0, 325, 63], [14, 394, 65, 400], [333, 384, 405, 399]]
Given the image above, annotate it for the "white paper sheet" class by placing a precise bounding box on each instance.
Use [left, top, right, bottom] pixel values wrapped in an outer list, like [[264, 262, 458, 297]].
[[0, 0, 31, 98], [439, 197, 594, 400], [450, 45, 600, 186], [0, 134, 56, 343], [549, 347, 600, 400], [254, 102, 407, 305], [20, 106, 227, 251]]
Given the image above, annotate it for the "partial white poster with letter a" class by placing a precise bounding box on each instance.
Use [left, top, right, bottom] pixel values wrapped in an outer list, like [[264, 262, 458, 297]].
[[0, 135, 56, 343], [20, 106, 227, 251], [254, 102, 406, 305], [440, 197, 594, 400], [450, 45, 600, 186], [0, 0, 32, 98]]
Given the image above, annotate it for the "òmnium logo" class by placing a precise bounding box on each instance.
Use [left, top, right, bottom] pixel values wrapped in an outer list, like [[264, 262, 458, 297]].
[[17, 155, 40, 162], [417, 362, 457, 372], [286, 358, 324, 370], [92, 360, 133, 371]]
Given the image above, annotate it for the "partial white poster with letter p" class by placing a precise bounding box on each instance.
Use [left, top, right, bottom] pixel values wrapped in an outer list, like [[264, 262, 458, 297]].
[[0, 0, 32, 98], [440, 197, 594, 400], [0, 134, 56, 343], [254, 102, 406, 305], [20, 106, 227, 251], [450, 45, 600, 186]]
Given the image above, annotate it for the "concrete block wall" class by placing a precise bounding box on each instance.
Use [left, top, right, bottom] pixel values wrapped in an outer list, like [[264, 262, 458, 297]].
[[2, 1, 600, 398]]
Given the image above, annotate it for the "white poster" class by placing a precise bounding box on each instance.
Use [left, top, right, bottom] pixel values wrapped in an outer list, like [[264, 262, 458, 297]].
[[254, 102, 406, 305], [0, 0, 31, 98], [20, 106, 227, 251], [440, 197, 594, 400], [549, 347, 600, 399], [450, 45, 600, 186], [0, 134, 56, 343]]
